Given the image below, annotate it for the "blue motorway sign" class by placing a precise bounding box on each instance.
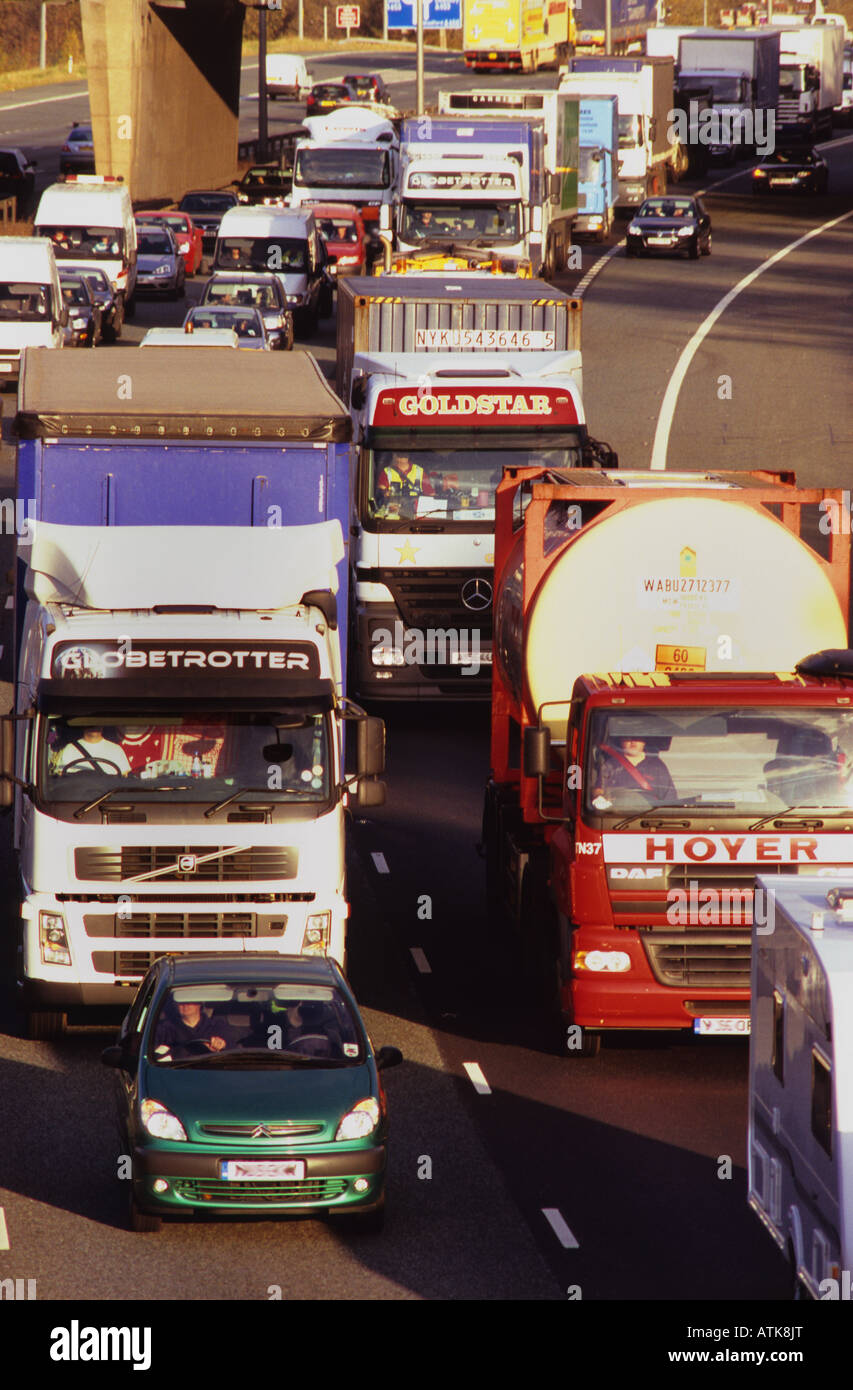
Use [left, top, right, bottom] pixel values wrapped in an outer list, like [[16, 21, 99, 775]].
[[387, 0, 462, 29]]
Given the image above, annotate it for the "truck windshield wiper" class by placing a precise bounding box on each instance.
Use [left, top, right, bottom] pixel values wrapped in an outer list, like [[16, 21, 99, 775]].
[[748, 806, 834, 832], [612, 800, 736, 830], [73, 788, 130, 820], [204, 787, 273, 819]]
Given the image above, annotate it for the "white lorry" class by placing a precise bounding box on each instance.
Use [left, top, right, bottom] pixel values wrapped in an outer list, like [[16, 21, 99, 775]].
[[776, 22, 844, 139], [0, 238, 65, 387], [3, 520, 385, 1040], [676, 29, 781, 159], [749, 874, 853, 1299], [559, 58, 675, 208], [33, 175, 137, 325], [435, 90, 582, 273], [290, 108, 400, 220]]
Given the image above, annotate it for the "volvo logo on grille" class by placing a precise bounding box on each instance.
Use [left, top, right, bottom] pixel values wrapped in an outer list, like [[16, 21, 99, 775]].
[[461, 577, 492, 612], [178, 855, 197, 873]]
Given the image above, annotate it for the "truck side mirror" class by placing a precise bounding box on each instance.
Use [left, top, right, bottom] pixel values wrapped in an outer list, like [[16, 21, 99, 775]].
[[523, 725, 551, 779], [358, 716, 385, 777], [379, 203, 391, 232], [355, 778, 386, 809]]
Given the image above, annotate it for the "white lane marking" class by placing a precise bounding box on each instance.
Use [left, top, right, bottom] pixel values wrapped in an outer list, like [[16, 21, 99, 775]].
[[574, 237, 625, 298], [0, 1209, 9, 1250], [543, 1207, 579, 1248], [0, 88, 83, 115], [463, 1061, 492, 1095], [649, 206, 853, 471], [410, 946, 432, 973], [371, 851, 389, 874], [4, 595, 12, 609]]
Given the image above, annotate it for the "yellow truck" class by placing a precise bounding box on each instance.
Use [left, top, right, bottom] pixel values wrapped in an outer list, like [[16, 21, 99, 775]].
[[463, 0, 575, 73]]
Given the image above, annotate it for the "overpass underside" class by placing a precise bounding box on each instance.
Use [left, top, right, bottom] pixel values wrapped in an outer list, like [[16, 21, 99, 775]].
[[80, 0, 246, 203]]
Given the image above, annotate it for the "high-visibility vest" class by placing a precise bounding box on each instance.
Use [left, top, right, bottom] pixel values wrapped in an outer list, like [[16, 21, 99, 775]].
[[382, 464, 424, 497]]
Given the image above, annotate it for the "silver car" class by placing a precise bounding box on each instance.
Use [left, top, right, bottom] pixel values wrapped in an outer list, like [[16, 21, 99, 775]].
[[198, 271, 294, 350], [134, 222, 186, 299], [183, 304, 270, 349]]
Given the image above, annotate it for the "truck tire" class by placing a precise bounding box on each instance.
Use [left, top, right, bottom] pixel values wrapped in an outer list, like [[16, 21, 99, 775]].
[[27, 1010, 66, 1040]]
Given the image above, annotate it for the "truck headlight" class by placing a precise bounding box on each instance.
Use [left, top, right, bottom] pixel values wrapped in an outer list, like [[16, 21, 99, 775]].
[[371, 643, 405, 667], [141, 1099, 188, 1142], [302, 911, 331, 955], [287, 294, 302, 305], [574, 949, 631, 973], [335, 1098, 380, 1141], [39, 912, 71, 966]]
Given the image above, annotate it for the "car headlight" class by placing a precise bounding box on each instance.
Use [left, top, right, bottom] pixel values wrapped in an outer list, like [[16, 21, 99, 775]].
[[627, 225, 641, 236], [71, 316, 86, 328], [178, 241, 190, 252], [752, 168, 767, 178], [302, 911, 331, 955], [335, 1098, 380, 1141], [153, 263, 171, 276], [574, 949, 631, 973], [796, 170, 811, 179], [265, 314, 284, 329], [677, 226, 694, 237], [141, 1099, 188, 1142], [39, 912, 71, 966]]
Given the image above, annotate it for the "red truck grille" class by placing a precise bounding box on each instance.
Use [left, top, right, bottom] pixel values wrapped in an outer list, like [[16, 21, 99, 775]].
[[643, 932, 751, 989]]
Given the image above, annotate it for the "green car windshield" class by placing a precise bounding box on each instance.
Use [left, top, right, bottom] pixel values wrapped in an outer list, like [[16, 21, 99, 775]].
[[148, 983, 364, 1065]]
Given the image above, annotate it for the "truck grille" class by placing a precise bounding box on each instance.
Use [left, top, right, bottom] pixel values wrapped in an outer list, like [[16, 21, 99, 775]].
[[84, 912, 260, 939], [610, 861, 789, 920], [93, 949, 242, 978], [75, 845, 297, 882], [380, 567, 493, 633], [172, 1177, 349, 1205], [643, 932, 752, 989]]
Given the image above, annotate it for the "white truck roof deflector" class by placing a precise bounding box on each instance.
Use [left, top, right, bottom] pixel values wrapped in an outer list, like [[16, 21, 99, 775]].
[[25, 521, 344, 610]]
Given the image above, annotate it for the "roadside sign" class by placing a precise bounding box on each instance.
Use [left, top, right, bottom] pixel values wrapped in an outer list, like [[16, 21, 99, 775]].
[[387, 0, 462, 29], [336, 4, 360, 27]]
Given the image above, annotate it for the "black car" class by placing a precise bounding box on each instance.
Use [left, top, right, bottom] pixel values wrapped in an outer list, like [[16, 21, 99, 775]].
[[625, 195, 712, 259], [75, 266, 122, 342], [343, 73, 391, 105], [752, 145, 829, 195], [177, 190, 239, 267], [58, 272, 102, 347], [234, 163, 293, 205], [306, 81, 358, 115], [0, 147, 36, 217]]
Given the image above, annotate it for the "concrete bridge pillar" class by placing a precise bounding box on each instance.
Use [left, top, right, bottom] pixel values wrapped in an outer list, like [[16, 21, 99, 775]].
[[80, 0, 246, 203]]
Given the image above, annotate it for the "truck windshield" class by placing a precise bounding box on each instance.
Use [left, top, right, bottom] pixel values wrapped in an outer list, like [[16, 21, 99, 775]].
[[584, 706, 853, 818], [0, 281, 50, 321], [39, 712, 330, 805], [779, 67, 807, 95], [38, 225, 123, 259], [678, 75, 746, 103], [364, 445, 584, 526], [400, 201, 520, 244], [215, 237, 306, 272], [617, 115, 642, 148], [294, 147, 391, 189]]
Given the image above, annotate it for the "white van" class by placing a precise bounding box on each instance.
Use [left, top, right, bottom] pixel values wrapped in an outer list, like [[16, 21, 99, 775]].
[[266, 53, 311, 100], [0, 237, 65, 386], [34, 176, 137, 328], [213, 204, 331, 335], [749, 874, 853, 1299]]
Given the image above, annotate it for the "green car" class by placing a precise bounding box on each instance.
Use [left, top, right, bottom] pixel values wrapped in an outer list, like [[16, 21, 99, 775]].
[[102, 953, 402, 1233]]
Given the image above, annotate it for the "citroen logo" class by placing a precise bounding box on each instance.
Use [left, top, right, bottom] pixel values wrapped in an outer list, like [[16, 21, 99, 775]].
[[461, 577, 493, 612], [252, 1125, 271, 1138]]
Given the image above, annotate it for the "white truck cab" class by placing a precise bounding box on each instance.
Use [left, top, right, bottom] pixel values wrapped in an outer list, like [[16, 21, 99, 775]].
[[34, 176, 137, 323]]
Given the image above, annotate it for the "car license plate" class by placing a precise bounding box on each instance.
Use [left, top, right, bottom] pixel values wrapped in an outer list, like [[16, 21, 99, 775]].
[[220, 1159, 305, 1180], [770, 177, 796, 186], [648, 235, 674, 245], [694, 1017, 750, 1036]]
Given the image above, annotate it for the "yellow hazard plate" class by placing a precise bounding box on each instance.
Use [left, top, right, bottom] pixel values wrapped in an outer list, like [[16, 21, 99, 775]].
[[655, 644, 707, 672]]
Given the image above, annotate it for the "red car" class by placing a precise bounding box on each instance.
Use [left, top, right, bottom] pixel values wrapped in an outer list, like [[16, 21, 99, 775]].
[[135, 210, 204, 276], [309, 202, 367, 278]]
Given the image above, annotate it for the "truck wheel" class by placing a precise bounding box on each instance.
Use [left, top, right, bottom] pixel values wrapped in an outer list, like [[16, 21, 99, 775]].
[[27, 1010, 66, 1040], [130, 1194, 163, 1234]]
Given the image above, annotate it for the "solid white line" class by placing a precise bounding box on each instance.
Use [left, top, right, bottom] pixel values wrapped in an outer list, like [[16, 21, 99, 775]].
[[371, 851, 389, 874], [649, 206, 853, 471], [410, 946, 432, 973], [463, 1061, 491, 1094], [0, 1209, 9, 1250], [542, 1207, 579, 1248], [0, 88, 83, 115]]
